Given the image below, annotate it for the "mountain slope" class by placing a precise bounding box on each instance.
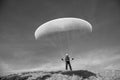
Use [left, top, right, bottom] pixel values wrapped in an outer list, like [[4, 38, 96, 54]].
[[0, 70, 96, 80]]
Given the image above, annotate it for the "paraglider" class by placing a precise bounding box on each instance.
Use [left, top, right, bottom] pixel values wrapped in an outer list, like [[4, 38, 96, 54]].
[[34, 17, 92, 71]]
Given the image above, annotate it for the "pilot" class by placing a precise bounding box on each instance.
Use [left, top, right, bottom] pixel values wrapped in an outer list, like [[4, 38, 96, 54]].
[[61, 54, 74, 71]]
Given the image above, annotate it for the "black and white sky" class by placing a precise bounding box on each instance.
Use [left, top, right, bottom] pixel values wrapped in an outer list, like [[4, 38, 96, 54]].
[[0, 0, 120, 74]]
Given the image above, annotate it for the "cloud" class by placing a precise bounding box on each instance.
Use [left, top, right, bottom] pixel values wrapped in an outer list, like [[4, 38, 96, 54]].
[[0, 61, 14, 75], [71, 47, 120, 70], [104, 64, 120, 70], [0, 47, 120, 74], [8, 47, 120, 72], [11, 62, 65, 73]]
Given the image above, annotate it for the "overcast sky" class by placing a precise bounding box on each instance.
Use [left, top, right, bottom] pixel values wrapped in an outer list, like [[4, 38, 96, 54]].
[[0, 0, 120, 74]]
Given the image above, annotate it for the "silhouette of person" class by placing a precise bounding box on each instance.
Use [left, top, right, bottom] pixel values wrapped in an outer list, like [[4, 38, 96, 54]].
[[61, 54, 74, 71]]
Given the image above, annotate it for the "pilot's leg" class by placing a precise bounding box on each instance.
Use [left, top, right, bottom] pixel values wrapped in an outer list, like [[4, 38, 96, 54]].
[[66, 61, 68, 70], [68, 61, 72, 71]]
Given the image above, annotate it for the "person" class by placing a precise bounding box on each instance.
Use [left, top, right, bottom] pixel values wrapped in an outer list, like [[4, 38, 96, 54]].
[[61, 54, 74, 71]]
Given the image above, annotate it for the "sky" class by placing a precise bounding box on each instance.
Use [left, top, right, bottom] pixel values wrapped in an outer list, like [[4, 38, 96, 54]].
[[0, 0, 120, 74]]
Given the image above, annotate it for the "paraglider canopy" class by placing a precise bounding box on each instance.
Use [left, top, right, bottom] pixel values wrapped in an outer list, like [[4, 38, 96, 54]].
[[35, 17, 92, 39], [34, 17, 92, 55]]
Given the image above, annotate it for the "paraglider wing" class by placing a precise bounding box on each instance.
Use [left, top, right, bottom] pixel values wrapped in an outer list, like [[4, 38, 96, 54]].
[[35, 18, 92, 40]]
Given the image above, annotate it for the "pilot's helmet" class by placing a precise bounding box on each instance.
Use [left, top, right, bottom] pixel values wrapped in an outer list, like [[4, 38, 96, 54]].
[[66, 54, 68, 56]]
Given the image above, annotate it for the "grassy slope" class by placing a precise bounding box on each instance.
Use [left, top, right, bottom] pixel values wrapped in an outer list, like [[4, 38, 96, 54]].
[[0, 69, 120, 80]]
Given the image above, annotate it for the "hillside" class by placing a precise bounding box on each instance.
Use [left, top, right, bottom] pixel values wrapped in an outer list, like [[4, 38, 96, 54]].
[[0, 69, 120, 80], [0, 70, 96, 80]]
